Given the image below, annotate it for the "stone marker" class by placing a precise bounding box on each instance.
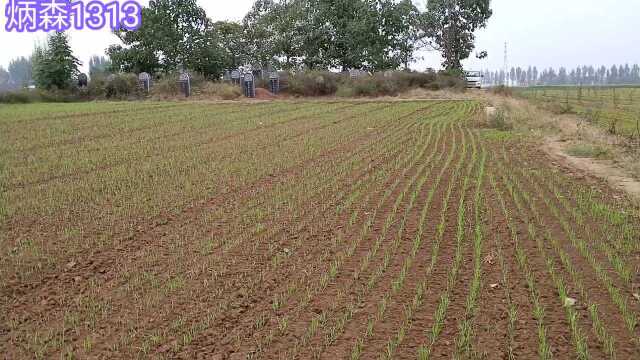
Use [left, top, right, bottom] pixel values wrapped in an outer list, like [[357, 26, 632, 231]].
[[178, 72, 191, 97], [78, 73, 88, 88], [138, 72, 151, 92], [231, 70, 240, 85], [243, 72, 255, 98], [269, 71, 280, 95]]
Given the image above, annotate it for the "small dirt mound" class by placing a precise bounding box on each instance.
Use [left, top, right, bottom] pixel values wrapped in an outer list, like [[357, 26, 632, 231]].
[[255, 88, 277, 100]]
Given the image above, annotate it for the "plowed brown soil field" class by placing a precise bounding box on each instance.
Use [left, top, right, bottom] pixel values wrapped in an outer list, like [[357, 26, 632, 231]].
[[1, 100, 639, 359]]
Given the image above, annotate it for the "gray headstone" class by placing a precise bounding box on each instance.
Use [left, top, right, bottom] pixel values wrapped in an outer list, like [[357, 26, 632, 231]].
[[243, 72, 255, 98], [178, 72, 191, 97], [138, 72, 151, 92], [78, 73, 88, 87]]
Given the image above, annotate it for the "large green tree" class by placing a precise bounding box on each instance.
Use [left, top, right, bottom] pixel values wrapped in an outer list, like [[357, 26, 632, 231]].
[[108, 0, 226, 78], [420, 0, 492, 70], [242, 0, 420, 71], [33, 32, 81, 90]]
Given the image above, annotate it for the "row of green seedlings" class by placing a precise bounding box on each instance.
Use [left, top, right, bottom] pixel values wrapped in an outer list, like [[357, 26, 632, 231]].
[[416, 128, 479, 360], [364, 106, 480, 359], [252, 113, 446, 356], [517, 171, 639, 338], [150, 108, 431, 356], [512, 179, 618, 358], [497, 165, 593, 359], [282, 120, 454, 358], [454, 150, 487, 358], [489, 171, 554, 359], [492, 155, 628, 359], [185, 103, 419, 264], [525, 167, 638, 313], [370, 126, 476, 360], [234, 113, 446, 356], [504, 154, 639, 336], [535, 168, 639, 280], [359, 121, 474, 359], [11, 102, 319, 188], [56, 104, 420, 358], [350, 121, 468, 360]]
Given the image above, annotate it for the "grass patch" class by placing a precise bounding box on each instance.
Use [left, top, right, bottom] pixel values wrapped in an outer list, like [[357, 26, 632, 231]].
[[481, 129, 516, 142], [567, 144, 610, 159]]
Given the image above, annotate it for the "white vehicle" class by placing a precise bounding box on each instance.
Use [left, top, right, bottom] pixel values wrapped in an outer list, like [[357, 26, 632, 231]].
[[465, 71, 483, 89]]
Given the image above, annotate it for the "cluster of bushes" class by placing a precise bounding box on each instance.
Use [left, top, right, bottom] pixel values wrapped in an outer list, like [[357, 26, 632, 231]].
[[0, 88, 80, 103], [0, 69, 465, 103], [284, 70, 465, 97]]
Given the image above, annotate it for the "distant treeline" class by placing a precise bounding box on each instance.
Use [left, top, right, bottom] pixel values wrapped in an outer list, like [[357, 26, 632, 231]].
[[482, 64, 640, 87]]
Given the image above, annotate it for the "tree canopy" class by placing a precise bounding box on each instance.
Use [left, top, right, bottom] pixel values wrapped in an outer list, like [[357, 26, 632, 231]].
[[33, 32, 81, 90], [420, 0, 492, 70], [107, 0, 226, 78], [104, 0, 492, 76]]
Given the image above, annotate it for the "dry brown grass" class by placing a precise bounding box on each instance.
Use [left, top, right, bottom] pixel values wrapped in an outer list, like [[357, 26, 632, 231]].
[[477, 91, 640, 201]]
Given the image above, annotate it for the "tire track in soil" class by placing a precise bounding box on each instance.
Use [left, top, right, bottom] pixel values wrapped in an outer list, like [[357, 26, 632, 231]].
[[504, 153, 640, 358], [0, 103, 432, 358], [326, 122, 465, 360], [178, 109, 443, 359]]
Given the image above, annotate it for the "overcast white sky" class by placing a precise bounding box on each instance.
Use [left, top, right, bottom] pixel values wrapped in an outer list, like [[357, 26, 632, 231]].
[[1, 0, 639, 73]]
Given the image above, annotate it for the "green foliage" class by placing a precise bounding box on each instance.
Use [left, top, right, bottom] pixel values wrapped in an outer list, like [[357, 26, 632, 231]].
[[420, 0, 492, 70], [287, 70, 452, 97], [104, 73, 141, 99], [108, 0, 226, 79], [242, 0, 421, 71], [33, 32, 81, 90], [287, 71, 342, 96], [200, 82, 243, 100], [567, 144, 609, 159]]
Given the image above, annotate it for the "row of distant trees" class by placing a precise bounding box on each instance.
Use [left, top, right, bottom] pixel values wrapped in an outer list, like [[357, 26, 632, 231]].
[[483, 64, 640, 87], [107, 0, 492, 77], [1, 0, 494, 92], [0, 51, 111, 91]]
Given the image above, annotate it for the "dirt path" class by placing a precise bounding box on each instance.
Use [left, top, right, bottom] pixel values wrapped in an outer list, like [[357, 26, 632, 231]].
[[543, 137, 640, 201]]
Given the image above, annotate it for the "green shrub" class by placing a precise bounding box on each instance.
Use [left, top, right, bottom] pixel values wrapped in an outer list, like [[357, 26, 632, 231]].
[[486, 109, 514, 131], [336, 85, 355, 98], [567, 144, 609, 158], [0, 90, 33, 103], [153, 76, 180, 96], [201, 82, 242, 100], [287, 71, 341, 96], [105, 73, 140, 99]]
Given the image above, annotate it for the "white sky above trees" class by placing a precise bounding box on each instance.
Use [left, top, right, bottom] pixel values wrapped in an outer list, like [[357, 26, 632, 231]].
[[1, 0, 639, 73]]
